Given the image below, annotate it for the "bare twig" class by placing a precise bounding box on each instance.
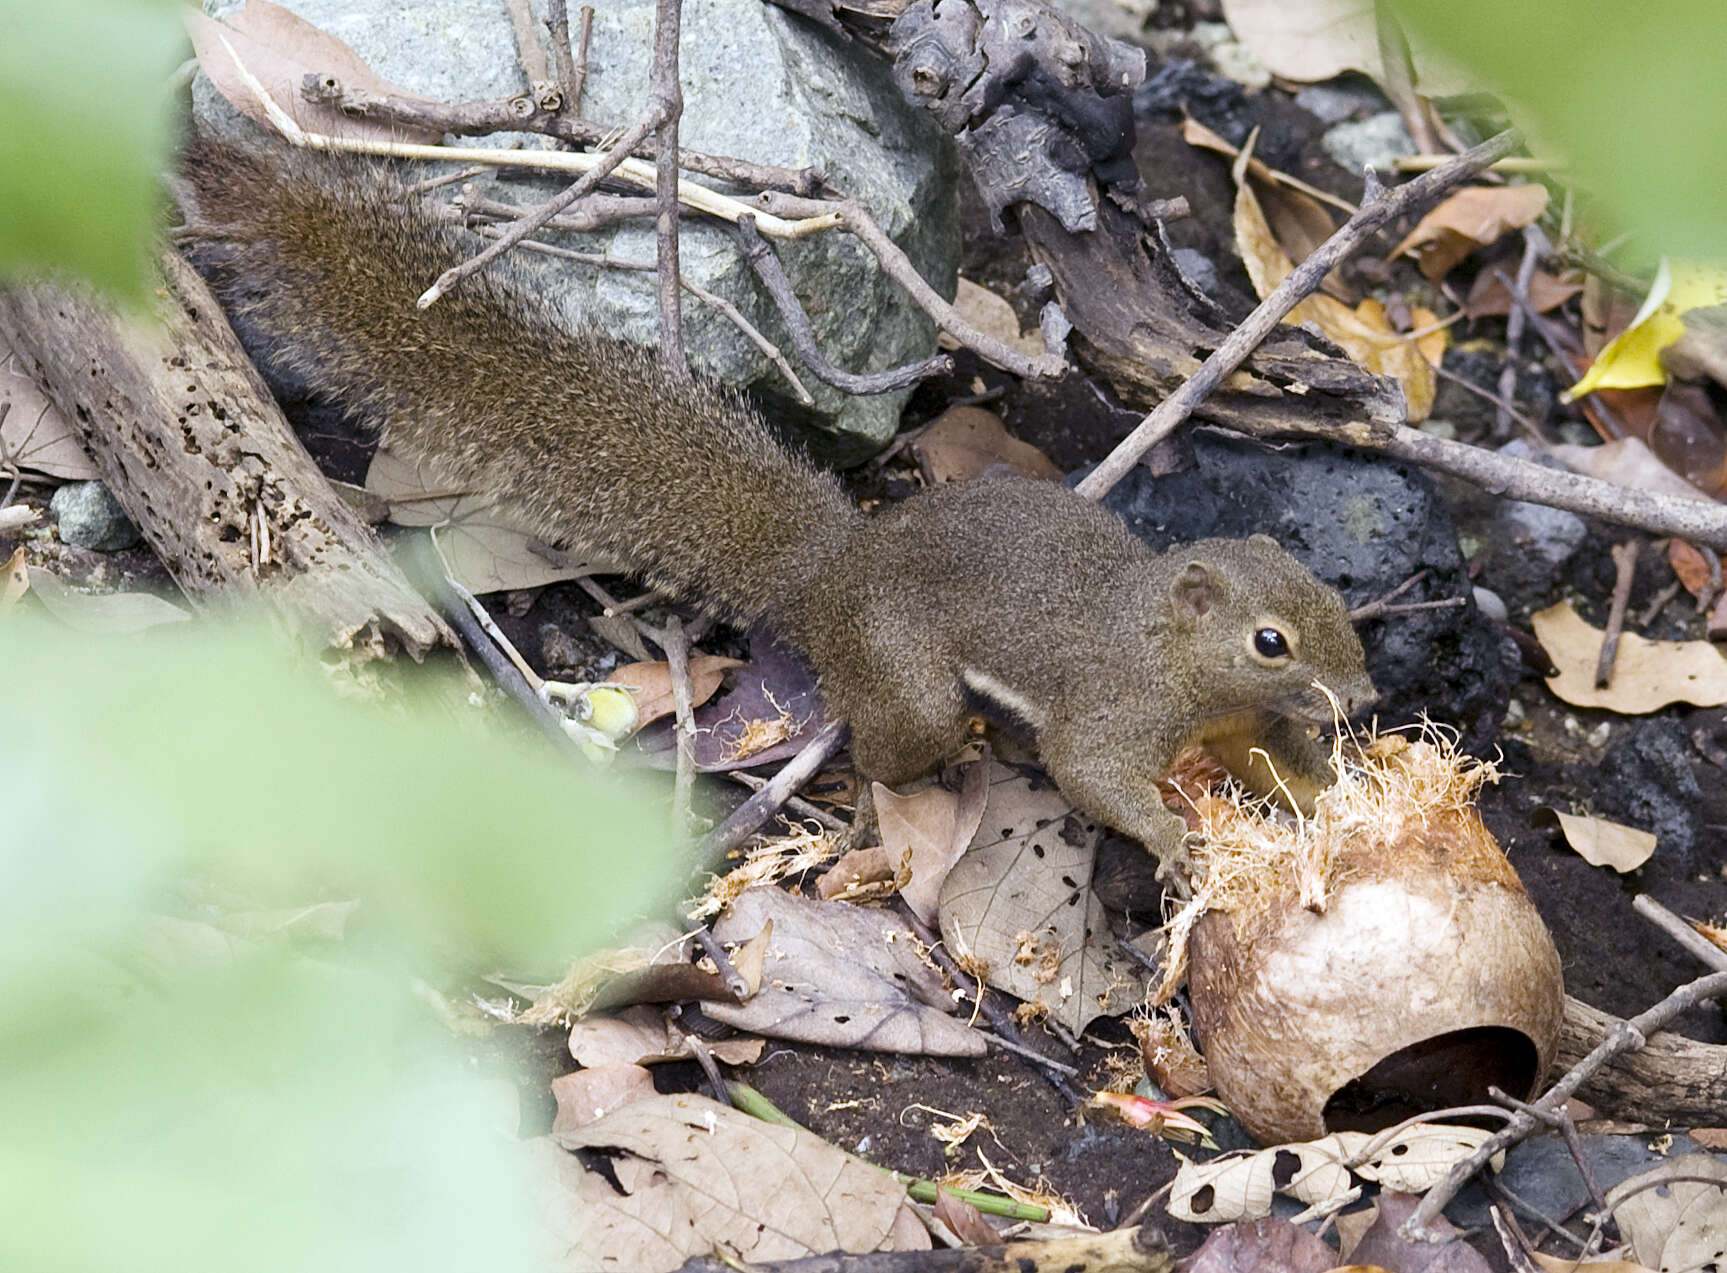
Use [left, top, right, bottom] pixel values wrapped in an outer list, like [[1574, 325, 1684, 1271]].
[[1632, 894, 1727, 972], [1432, 362, 1547, 439], [734, 215, 952, 394], [692, 927, 750, 999], [663, 614, 698, 831], [1487, 1087, 1618, 1246], [1403, 968, 1727, 1241], [302, 77, 824, 195], [727, 769, 845, 830], [570, 6, 596, 112], [1595, 539, 1640, 687], [649, 0, 688, 377], [453, 188, 660, 233], [752, 190, 1069, 381], [1349, 569, 1429, 620], [1636, 579, 1682, 627], [697, 719, 846, 856], [545, 0, 579, 112], [504, 0, 552, 88], [1076, 129, 1523, 500], [469, 224, 812, 402], [1494, 229, 1546, 442], [1377, 425, 1727, 550]]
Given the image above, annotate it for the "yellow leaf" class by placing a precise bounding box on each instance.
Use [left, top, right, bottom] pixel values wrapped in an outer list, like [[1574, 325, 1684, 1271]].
[[1568, 259, 1727, 398], [1230, 155, 1435, 419]]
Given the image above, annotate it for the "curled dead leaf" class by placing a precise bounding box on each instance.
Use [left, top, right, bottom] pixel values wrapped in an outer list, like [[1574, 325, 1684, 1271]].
[[1391, 184, 1550, 281], [1535, 808, 1657, 872], [1532, 599, 1727, 712]]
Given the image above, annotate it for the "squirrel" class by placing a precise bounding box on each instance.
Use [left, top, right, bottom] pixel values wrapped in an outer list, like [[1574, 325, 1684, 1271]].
[[179, 136, 1377, 878]]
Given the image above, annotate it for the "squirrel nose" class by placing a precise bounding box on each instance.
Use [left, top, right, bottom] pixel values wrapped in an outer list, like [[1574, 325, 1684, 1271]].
[[1339, 676, 1379, 717]]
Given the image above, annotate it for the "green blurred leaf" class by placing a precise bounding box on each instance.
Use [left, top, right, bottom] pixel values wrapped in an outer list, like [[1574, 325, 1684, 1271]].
[[0, 0, 186, 299], [1392, 0, 1727, 258], [0, 617, 682, 1272]]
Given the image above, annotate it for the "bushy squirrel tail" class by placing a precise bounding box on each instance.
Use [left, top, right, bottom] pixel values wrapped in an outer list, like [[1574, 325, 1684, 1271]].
[[179, 135, 856, 620]]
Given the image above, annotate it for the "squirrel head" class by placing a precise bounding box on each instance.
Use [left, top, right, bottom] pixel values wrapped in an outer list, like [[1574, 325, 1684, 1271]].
[[1163, 534, 1375, 726]]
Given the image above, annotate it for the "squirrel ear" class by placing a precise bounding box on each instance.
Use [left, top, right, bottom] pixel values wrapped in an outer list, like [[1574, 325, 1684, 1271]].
[[1171, 561, 1218, 617], [1248, 533, 1279, 550]]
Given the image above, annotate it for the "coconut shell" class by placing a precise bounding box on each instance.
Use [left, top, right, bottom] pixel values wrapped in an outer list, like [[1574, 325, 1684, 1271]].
[[1188, 805, 1564, 1145]]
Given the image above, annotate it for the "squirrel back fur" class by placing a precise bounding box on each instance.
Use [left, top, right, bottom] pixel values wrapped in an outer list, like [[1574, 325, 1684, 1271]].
[[180, 136, 856, 623]]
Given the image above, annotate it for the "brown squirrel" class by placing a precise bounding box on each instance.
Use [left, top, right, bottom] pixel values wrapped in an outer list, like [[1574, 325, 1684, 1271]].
[[180, 138, 1376, 874]]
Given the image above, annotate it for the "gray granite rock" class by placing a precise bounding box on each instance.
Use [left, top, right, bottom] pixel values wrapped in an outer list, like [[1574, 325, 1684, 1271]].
[[51, 481, 140, 552], [1322, 110, 1416, 174], [194, 0, 961, 447]]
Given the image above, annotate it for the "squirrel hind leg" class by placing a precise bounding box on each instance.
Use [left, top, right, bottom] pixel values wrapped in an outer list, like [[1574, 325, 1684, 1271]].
[[837, 683, 974, 846]]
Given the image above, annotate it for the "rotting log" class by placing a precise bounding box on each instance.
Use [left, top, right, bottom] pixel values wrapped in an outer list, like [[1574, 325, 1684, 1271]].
[[1557, 993, 1727, 1127], [0, 250, 451, 662]]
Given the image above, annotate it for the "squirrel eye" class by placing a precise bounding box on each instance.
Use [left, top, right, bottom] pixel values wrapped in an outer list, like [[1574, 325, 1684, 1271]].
[[1253, 627, 1291, 660]]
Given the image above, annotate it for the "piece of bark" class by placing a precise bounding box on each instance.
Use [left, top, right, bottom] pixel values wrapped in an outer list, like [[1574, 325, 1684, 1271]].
[[1556, 993, 1727, 1127], [774, 0, 1404, 438], [0, 250, 450, 661]]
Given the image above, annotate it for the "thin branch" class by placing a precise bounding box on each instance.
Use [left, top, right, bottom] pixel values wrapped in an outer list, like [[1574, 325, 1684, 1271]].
[[1632, 894, 1727, 972], [1594, 539, 1640, 687], [1402, 968, 1727, 1241], [1378, 425, 1727, 550], [1075, 128, 1523, 500], [301, 77, 824, 195], [727, 768, 845, 830], [570, 6, 596, 112], [469, 224, 813, 403], [545, 0, 579, 112], [663, 614, 698, 831], [650, 0, 688, 377], [504, 0, 552, 88], [753, 189, 1069, 381], [1493, 227, 1546, 441], [453, 188, 659, 233], [420, 109, 667, 307], [734, 216, 952, 394], [697, 719, 846, 857]]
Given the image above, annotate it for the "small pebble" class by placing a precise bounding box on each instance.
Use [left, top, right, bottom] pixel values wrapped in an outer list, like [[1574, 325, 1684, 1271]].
[[50, 481, 139, 552]]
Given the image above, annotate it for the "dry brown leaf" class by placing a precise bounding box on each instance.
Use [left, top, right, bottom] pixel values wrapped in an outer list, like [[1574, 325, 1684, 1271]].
[[938, 763, 1147, 1033], [549, 1093, 927, 1266], [1691, 1128, 1727, 1150], [1183, 118, 1352, 299], [550, 1064, 658, 1132], [1232, 161, 1436, 419], [603, 655, 742, 728], [1129, 1010, 1211, 1099], [1188, 1216, 1340, 1273], [2, 546, 27, 606], [1607, 1153, 1727, 1273], [878, 758, 990, 927], [941, 278, 1046, 362], [930, 1188, 1001, 1246], [1551, 436, 1713, 501], [912, 406, 1062, 484], [1694, 918, 1727, 955], [1537, 808, 1658, 872], [25, 567, 190, 634], [366, 444, 614, 593], [186, 1, 441, 143], [1464, 268, 1584, 319], [567, 1004, 766, 1069], [1217, 0, 1473, 95], [1, 346, 99, 480], [1530, 1256, 1655, 1273], [816, 845, 898, 901], [702, 886, 987, 1056], [1533, 599, 1727, 711], [1391, 185, 1551, 282]]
